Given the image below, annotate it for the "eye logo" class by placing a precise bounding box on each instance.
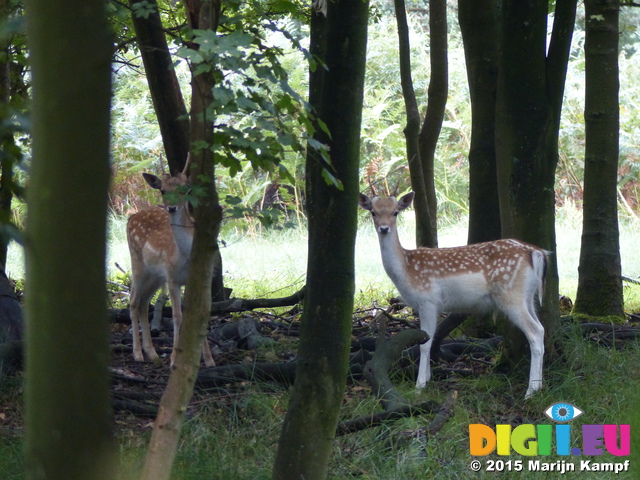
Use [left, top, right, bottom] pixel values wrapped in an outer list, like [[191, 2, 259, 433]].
[[544, 402, 583, 422]]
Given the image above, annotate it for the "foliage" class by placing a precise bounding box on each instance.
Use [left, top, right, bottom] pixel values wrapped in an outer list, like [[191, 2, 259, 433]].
[[0, 1, 28, 233], [107, 3, 640, 231], [1, 2, 639, 232]]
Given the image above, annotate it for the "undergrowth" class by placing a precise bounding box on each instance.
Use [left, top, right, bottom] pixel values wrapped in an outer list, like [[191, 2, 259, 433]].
[[107, 331, 640, 479]]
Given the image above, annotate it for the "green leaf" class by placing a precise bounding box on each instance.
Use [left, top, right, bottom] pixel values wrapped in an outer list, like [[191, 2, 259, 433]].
[[321, 169, 344, 190], [224, 195, 243, 206], [131, 0, 156, 19]]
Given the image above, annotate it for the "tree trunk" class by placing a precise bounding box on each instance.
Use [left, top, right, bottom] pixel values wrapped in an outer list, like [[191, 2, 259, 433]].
[[272, 2, 369, 479], [140, 2, 223, 479], [393, 0, 434, 247], [129, 0, 226, 302], [129, 0, 190, 174], [417, 0, 448, 247], [495, 0, 577, 365], [24, 1, 116, 478], [458, 0, 501, 244], [573, 0, 623, 318]]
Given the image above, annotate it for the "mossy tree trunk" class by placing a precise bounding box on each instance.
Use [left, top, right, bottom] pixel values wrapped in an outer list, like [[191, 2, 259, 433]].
[[458, 0, 501, 245], [495, 0, 577, 365], [24, 0, 116, 478], [573, 0, 623, 319], [272, 2, 369, 479]]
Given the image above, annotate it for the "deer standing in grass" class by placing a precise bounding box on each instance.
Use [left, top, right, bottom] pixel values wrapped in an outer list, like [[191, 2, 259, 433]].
[[359, 192, 547, 398], [127, 158, 215, 367]]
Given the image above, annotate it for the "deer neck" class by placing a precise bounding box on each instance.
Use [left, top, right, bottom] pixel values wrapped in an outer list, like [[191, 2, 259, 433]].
[[169, 206, 194, 258], [377, 228, 410, 285]]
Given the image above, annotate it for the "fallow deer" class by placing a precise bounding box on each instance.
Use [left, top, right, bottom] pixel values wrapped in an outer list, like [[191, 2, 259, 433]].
[[127, 158, 215, 367], [359, 192, 547, 398]]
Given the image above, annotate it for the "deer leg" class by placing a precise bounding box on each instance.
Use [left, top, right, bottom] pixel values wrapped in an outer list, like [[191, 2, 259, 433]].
[[130, 290, 144, 363], [507, 306, 545, 399], [150, 287, 168, 333], [417, 304, 438, 389], [202, 337, 215, 367], [139, 298, 160, 364], [167, 282, 183, 367], [130, 280, 161, 363]]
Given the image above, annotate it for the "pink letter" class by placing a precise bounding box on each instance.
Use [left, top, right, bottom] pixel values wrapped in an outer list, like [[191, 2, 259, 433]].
[[604, 425, 630, 456]]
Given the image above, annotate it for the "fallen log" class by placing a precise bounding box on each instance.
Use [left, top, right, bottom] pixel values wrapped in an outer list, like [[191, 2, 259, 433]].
[[195, 350, 370, 389], [212, 316, 274, 350], [108, 286, 306, 324], [210, 286, 306, 314], [113, 395, 158, 417], [363, 329, 429, 410]]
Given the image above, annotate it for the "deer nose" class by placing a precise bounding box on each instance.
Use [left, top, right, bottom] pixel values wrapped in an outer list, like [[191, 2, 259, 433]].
[[167, 206, 177, 214], [378, 226, 389, 234]]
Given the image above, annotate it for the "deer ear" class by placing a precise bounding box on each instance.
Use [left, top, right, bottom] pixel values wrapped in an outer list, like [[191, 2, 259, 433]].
[[358, 193, 373, 211], [142, 173, 162, 190], [397, 192, 415, 210]]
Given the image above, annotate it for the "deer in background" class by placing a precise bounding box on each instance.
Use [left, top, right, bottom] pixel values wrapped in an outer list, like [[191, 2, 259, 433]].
[[359, 192, 547, 399], [127, 157, 215, 367]]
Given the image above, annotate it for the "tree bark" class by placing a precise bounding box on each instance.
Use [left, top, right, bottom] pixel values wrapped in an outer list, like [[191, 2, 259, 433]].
[[272, 2, 369, 479], [140, 2, 223, 479], [393, 0, 434, 247], [129, 0, 190, 174], [495, 0, 577, 365], [24, 0, 116, 478], [574, 0, 623, 318], [129, 0, 226, 302], [417, 0, 448, 247], [458, 0, 501, 244]]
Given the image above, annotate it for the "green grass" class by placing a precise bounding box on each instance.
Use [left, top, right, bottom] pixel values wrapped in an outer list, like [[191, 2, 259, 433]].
[[108, 333, 640, 479]]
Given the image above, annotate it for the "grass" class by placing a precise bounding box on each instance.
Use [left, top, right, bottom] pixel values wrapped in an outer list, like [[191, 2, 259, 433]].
[[2, 206, 640, 479], [109, 334, 640, 479]]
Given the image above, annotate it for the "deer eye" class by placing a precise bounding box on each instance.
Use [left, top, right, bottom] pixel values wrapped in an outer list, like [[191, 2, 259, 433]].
[[371, 212, 376, 217]]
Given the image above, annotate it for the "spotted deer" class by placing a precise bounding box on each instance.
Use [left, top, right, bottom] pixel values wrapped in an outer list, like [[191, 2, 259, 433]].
[[359, 192, 547, 398], [127, 158, 215, 367]]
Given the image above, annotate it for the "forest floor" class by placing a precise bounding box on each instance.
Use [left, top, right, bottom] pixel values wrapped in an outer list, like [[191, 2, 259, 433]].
[[2, 299, 640, 479]]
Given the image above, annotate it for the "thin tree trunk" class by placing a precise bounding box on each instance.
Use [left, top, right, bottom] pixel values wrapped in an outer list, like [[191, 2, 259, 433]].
[[574, 0, 623, 318], [129, 0, 226, 302], [129, 0, 190, 174], [393, 0, 434, 247], [140, 2, 222, 479], [272, 2, 369, 478], [24, 0, 115, 478], [417, 0, 448, 247]]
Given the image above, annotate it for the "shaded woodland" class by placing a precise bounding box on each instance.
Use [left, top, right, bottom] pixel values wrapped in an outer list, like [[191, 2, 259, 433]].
[[1, 1, 640, 480]]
